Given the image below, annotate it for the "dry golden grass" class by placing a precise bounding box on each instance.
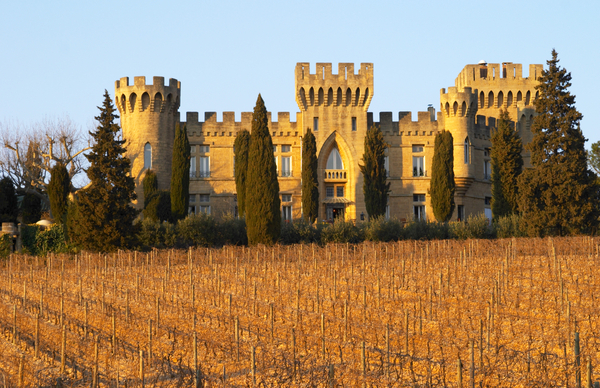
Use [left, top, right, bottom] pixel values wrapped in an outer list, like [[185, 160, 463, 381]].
[[0, 237, 599, 387]]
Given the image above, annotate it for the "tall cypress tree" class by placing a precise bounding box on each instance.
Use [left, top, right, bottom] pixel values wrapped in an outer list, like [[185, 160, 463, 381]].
[[302, 128, 319, 223], [359, 125, 390, 219], [518, 50, 599, 236], [234, 129, 250, 217], [48, 162, 70, 224], [171, 123, 191, 220], [430, 130, 455, 222], [491, 109, 523, 219], [73, 90, 137, 251], [245, 94, 280, 245], [143, 169, 158, 201]]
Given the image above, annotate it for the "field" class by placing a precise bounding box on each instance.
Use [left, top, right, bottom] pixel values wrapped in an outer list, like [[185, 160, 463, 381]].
[[0, 237, 599, 387]]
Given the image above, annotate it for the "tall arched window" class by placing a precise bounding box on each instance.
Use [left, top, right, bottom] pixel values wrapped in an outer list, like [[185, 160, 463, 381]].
[[326, 147, 344, 170], [144, 143, 152, 169], [464, 137, 470, 164]]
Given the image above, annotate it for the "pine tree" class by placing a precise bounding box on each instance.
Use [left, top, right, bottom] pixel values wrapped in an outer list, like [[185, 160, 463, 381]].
[[359, 125, 390, 219], [429, 130, 455, 222], [73, 90, 138, 251], [171, 123, 191, 220], [518, 50, 599, 236], [491, 109, 523, 219], [234, 129, 250, 217], [245, 94, 280, 245], [302, 128, 319, 223], [0, 177, 18, 223], [48, 162, 70, 224]]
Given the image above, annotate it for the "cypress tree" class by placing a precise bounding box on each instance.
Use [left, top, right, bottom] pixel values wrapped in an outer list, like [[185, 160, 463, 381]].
[[171, 123, 191, 220], [0, 177, 18, 223], [301, 128, 319, 223], [21, 192, 41, 224], [491, 109, 523, 219], [429, 130, 455, 222], [245, 94, 280, 245], [73, 90, 137, 251], [143, 169, 158, 201], [359, 125, 390, 219], [48, 162, 70, 224], [518, 50, 599, 236], [234, 129, 250, 217]]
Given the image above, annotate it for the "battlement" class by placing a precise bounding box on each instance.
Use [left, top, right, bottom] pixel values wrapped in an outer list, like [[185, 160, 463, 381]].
[[439, 87, 478, 117], [295, 63, 374, 112], [455, 62, 543, 90], [114, 76, 180, 115], [183, 111, 300, 138]]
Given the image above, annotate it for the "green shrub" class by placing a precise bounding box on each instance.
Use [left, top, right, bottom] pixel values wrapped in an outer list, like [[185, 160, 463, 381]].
[[450, 213, 492, 240], [144, 190, 172, 223], [21, 224, 39, 255], [280, 219, 321, 244], [402, 219, 449, 240], [176, 213, 218, 247], [363, 217, 403, 242], [493, 213, 526, 238], [137, 219, 176, 249], [0, 233, 11, 257], [218, 213, 248, 246], [35, 224, 71, 255], [321, 219, 363, 244]]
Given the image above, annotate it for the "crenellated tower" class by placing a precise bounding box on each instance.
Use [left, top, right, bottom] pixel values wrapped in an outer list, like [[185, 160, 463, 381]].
[[115, 76, 181, 207], [295, 63, 374, 221], [439, 86, 479, 196]]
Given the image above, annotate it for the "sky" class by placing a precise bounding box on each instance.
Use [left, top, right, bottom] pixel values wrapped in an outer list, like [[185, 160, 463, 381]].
[[1, 0, 599, 146]]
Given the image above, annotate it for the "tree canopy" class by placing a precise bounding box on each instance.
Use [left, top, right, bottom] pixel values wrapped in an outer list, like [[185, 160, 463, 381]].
[[490, 109, 523, 219], [359, 125, 390, 219], [518, 50, 599, 236], [301, 128, 319, 223], [430, 130, 455, 222], [71, 90, 138, 251], [245, 94, 280, 245]]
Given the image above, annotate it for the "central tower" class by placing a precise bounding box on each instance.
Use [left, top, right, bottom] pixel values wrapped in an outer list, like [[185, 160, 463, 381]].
[[295, 63, 374, 221]]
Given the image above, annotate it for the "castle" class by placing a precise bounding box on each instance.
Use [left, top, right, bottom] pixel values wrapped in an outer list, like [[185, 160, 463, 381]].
[[114, 61, 542, 223]]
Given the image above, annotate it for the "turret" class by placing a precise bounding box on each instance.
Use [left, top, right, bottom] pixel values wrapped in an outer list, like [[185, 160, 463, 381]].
[[115, 76, 181, 207], [440, 86, 478, 196]]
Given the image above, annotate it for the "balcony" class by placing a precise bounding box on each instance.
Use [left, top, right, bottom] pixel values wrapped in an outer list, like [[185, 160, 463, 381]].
[[324, 169, 347, 182], [412, 168, 427, 177], [191, 171, 211, 178], [280, 170, 292, 177]]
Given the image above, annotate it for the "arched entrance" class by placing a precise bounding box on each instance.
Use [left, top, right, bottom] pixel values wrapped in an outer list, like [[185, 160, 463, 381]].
[[322, 144, 352, 221]]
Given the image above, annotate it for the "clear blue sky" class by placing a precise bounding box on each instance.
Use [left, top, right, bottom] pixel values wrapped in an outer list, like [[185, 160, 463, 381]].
[[1, 0, 598, 145]]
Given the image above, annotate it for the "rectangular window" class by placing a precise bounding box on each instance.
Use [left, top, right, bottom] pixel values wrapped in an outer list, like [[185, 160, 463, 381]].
[[281, 145, 291, 153], [385, 204, 390, 220], [313, 117, 319, 131], [282, 205, 292, 221], [484, 197, 492, 206], [412, 156, 425, 177], [199, 145, 210, 153], [188, 205, 196, 215], [200, 156, 210, 177], [412, 144, 424, 153], [190, 156, 196, 178], [326, 186, 334, 197], [457, 205, 465, 222], [336, 186, 344, 197], [384, 155, 390, 177], [189, 194, 196, 203], [483, 160, 491, 180], [199, 205, 211, 215], [413, 194, 426, 202], [281, 156, 291, 177], [274, 156, 278, 174], [282, 194, 292, 202], [190, 145, 196, 154], [273, 145, 277, 153], [199, 194, 210, 203], [352, 117, 357, 131], [413, 205, 426, 220]]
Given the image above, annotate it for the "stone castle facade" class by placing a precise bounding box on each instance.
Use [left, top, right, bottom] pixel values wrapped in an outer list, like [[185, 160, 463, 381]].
[[114, 61, 542, 223]]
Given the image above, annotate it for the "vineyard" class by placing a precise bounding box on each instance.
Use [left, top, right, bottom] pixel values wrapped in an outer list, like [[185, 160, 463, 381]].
[[1, 237, 600, 387]]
